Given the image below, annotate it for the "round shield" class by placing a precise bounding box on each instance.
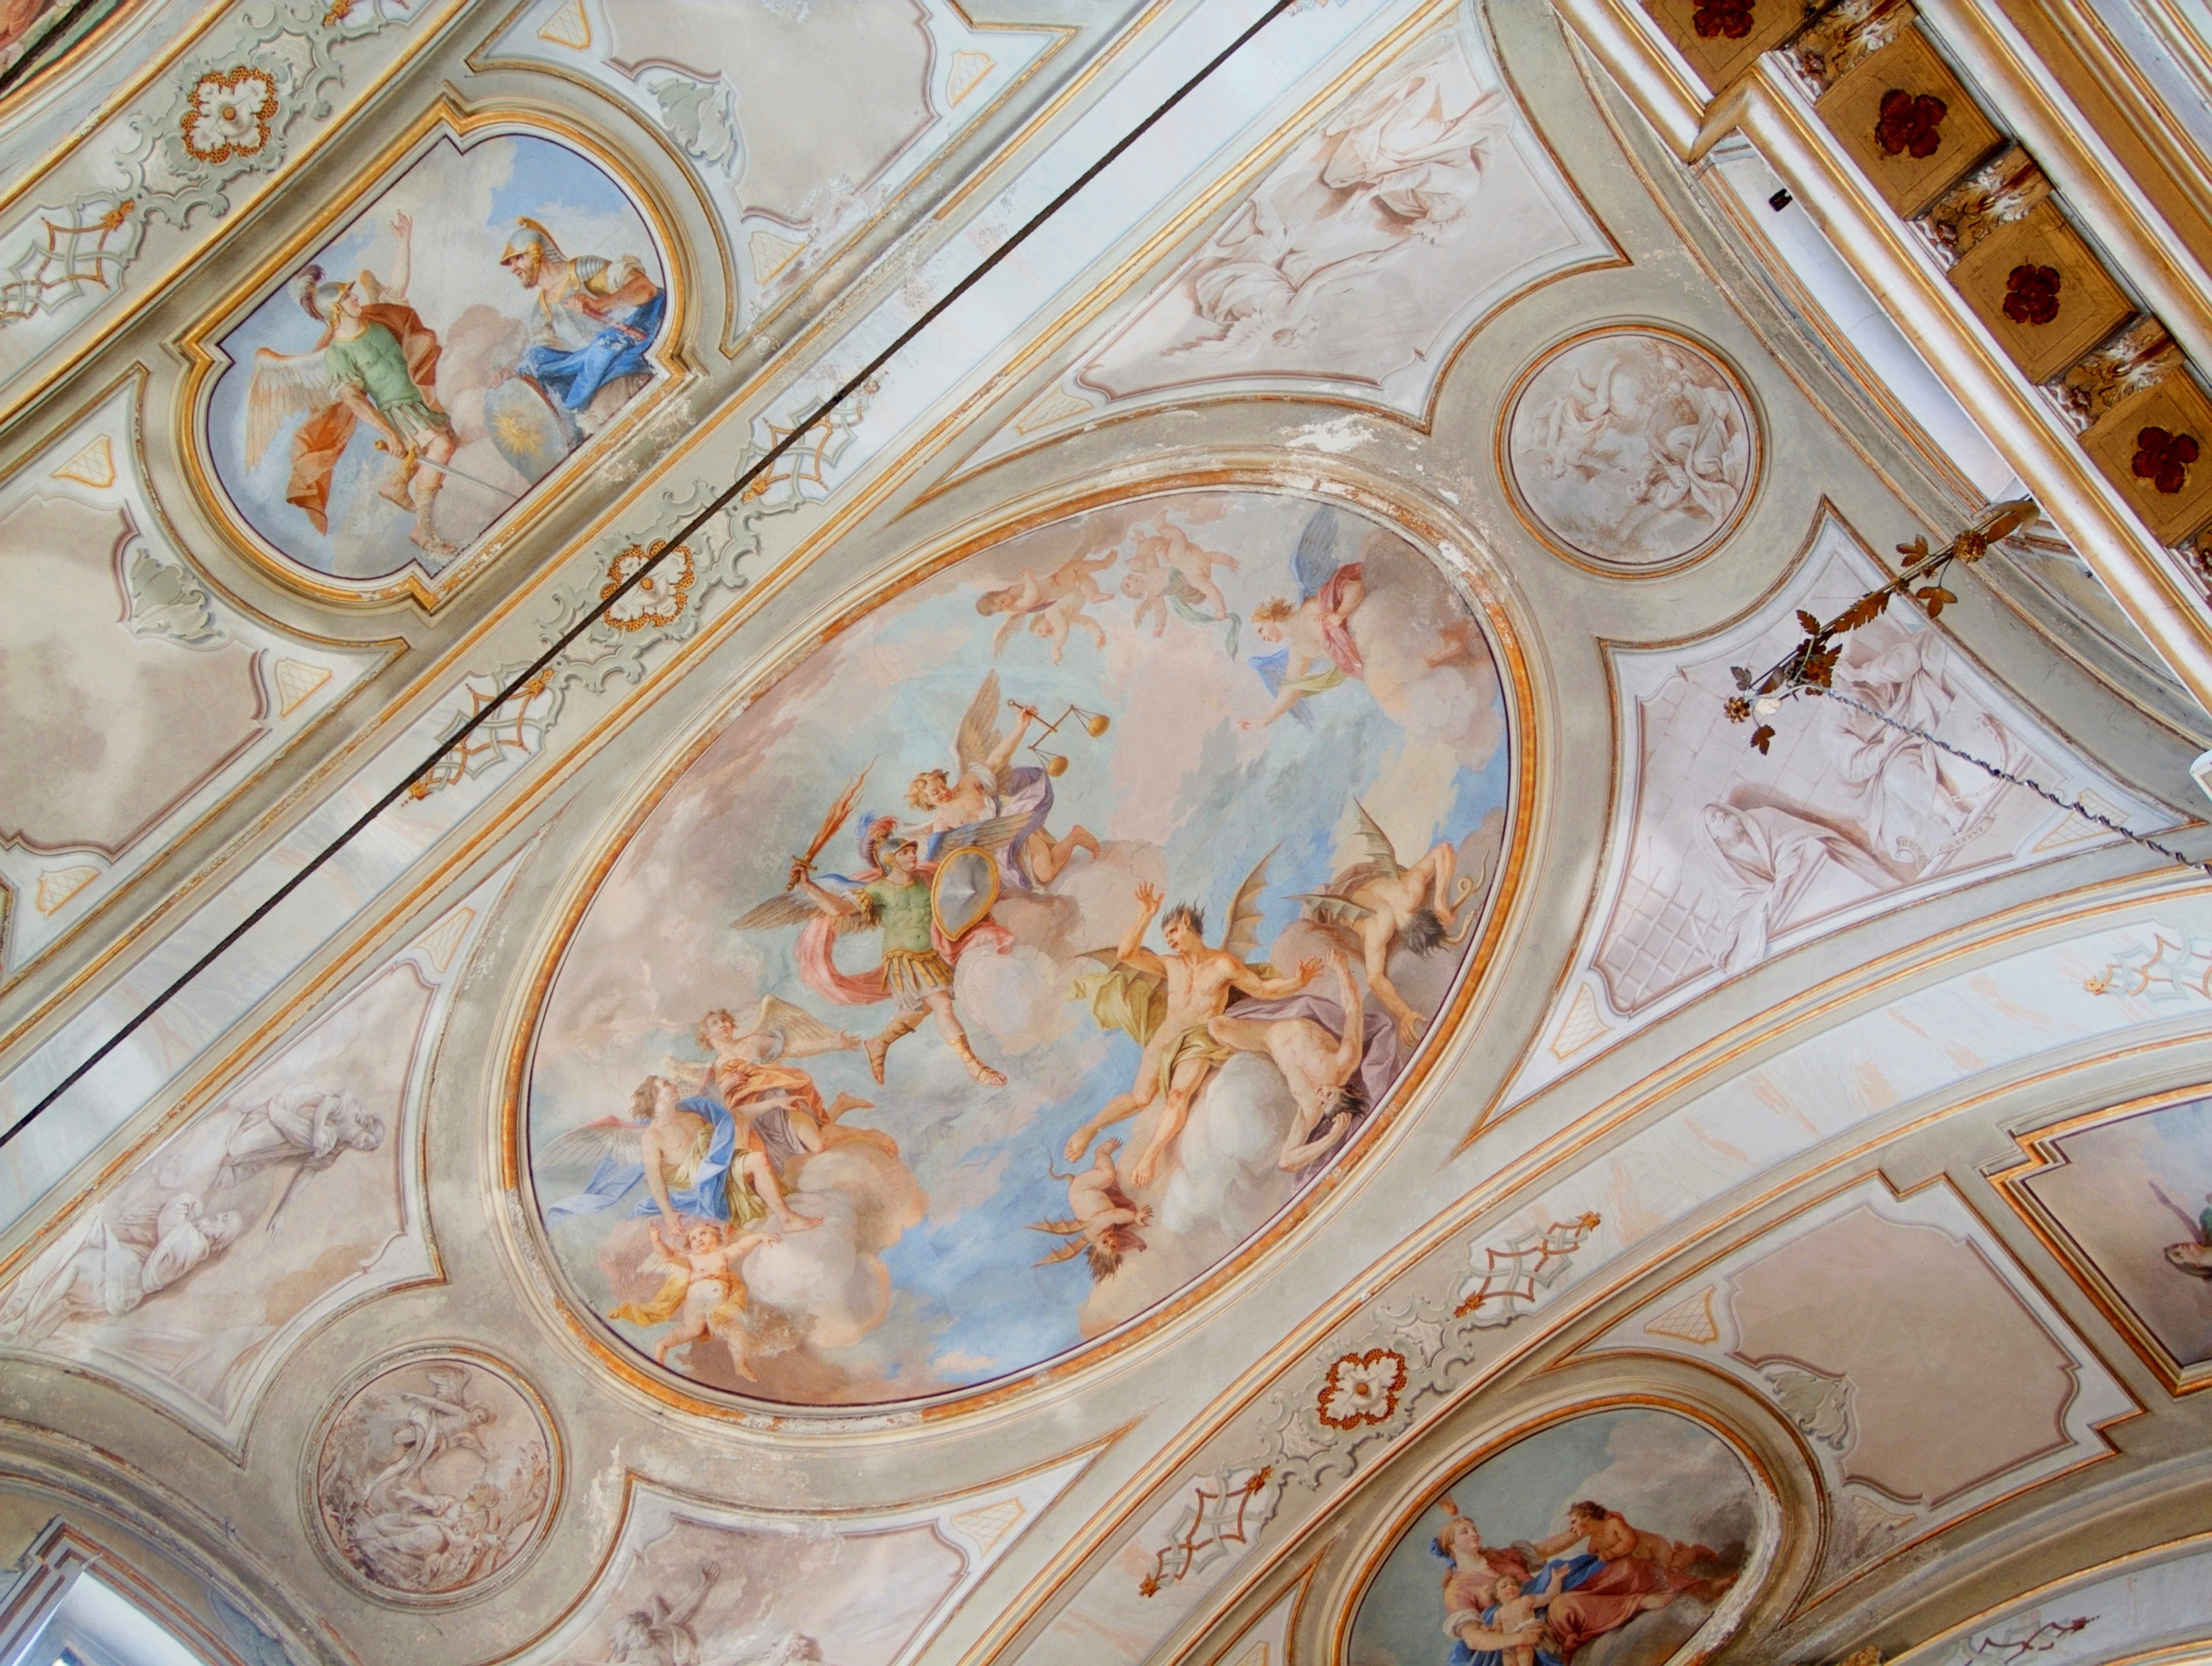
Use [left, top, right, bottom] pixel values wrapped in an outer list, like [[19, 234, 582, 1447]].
[[930, 845, 1000, 942], [483, 377, 575, 485]]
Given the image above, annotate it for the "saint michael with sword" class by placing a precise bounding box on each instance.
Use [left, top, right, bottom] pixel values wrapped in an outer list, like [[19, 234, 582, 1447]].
[[731, 764, 1022, 1090]]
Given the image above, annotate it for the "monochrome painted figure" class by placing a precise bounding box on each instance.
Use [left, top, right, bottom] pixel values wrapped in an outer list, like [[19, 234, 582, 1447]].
[[529, 489, 1509, 1405], [0, 1084, 382, 1346], [313, 1359, 552, 1599]]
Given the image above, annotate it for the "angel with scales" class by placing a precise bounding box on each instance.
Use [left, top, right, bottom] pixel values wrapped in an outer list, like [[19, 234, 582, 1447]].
[[1064, 858, 1321, 1187]]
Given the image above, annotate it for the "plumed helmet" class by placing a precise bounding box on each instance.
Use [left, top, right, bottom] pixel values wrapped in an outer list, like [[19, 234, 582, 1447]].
[[857, 812, 906, 871], [500, 216, 564, 266], [291, 263, 346, 321]]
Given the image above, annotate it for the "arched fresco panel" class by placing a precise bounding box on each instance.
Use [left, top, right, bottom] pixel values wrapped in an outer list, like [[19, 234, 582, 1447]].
[[525, 488, 1513, 1408], [192, 119, 673, 603], [1346, 1409, 1762, 1666]]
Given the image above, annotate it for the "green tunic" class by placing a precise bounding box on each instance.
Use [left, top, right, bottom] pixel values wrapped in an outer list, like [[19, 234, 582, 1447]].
[[324, 323, 446, 436], [861, 878, 935, 955]]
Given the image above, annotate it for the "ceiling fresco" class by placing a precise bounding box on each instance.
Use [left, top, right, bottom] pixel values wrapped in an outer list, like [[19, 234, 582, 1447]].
[[526, 488, 1511, 1407], [3, 3, 2212, 1666], [199, 121, 673, 600]]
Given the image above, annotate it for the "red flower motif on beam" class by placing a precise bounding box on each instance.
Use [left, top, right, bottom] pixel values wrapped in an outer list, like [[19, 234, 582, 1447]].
[[1692, 0, 1756, 40], [1875, 89, 1948, 159], [2133, 426, 2200, 495], [2001, 263, 2062, 326]]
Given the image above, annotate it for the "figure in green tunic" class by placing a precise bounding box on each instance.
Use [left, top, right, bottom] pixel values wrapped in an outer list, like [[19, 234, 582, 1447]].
[[245, 212, 461, 559], [788, 827, 1007, 1090]]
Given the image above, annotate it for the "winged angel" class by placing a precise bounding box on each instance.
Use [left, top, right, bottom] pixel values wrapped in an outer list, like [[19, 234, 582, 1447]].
[[1243, 507, 1369, 732], [1298, 799, 1480, 1044], [245, 213, 463, 558], [1064, 855, 1321, 1187]]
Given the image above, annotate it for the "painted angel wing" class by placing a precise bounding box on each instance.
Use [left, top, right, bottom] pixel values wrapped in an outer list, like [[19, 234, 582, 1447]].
[[731, 893, 818, 931], [754, 994, 842, 1053], [539, 1116, 647, 1169], [1246, 648, 1316, 730], [1349, 798, 1402, 876], [1291, 505, 1339, 602], [947, 811, 1033, 852], [953, 671, 1003, 772], [1221, 847, 1277, 964], [245, 347, 338, 470]]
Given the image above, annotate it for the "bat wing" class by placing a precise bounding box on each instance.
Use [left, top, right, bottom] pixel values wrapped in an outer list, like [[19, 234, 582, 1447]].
[[246, 347, 338, 470], [1221, 846, 1277, 965], [1349, 798, 1402, 877], [954, 671, 1003, 773], [1294, 891, 1373, 927], [539, 1116, 646, 1169], [1290, 504, 1339, 602], [731, 893, 818, 931]]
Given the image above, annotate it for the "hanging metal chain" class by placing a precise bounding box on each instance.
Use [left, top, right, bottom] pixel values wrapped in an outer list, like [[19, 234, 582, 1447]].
[[1810, 686, 2212, 876]]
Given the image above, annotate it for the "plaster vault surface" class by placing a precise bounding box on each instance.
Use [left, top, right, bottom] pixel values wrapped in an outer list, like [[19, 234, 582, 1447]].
[[1, 3, 2211, 1666]]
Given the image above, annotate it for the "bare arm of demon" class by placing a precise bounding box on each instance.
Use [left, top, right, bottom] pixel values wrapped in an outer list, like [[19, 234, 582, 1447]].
[[1229, 955, 1321, 1000], [1361, 912, 1424, 1045]]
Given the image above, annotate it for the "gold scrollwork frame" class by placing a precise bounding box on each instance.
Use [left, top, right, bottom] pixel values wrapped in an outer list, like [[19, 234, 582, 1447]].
[[1494, 321, 1766, 579], [494, 467, 1539, 1428], [172, 94, 695, 611]]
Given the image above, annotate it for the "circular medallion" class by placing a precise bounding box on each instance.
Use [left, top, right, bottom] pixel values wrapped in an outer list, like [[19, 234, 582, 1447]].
[[1502, 329, 1758, 571], [309, 1350, 557, 1604]]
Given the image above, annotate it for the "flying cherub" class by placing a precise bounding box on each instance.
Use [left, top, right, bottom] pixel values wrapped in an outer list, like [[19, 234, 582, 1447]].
[[1120, 511, 1240, 642], [1066, 853, 1320, 1186], [903, 674, 1098, 889], [1243, 506, 1368, 731], [976, 545, 1117, 662], [1031, 1140, 1151, 1281], [1297, 801, 1480, 1044], [612, 1218, 778, 1378]]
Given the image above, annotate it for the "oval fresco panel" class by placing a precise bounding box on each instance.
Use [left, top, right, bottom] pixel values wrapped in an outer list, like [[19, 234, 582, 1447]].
[[1350, 1409, 1760, 1666], [202, 127, 669, 594], [527, 490, 1512, 1407]]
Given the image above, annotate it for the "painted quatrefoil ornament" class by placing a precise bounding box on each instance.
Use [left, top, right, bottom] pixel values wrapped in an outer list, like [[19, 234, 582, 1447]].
[[182, 67, 279, 165], [1316, 1347, 1409, 1431], [600, 541, 696, 631]]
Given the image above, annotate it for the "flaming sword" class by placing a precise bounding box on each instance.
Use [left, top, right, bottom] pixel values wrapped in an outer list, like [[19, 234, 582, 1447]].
[[786, 765, 871, 889]]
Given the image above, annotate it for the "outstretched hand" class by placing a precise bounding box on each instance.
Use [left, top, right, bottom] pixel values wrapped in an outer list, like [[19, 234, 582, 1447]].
[[1295, 956, 1323, 985], [1133, 881, 1163, 912]]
